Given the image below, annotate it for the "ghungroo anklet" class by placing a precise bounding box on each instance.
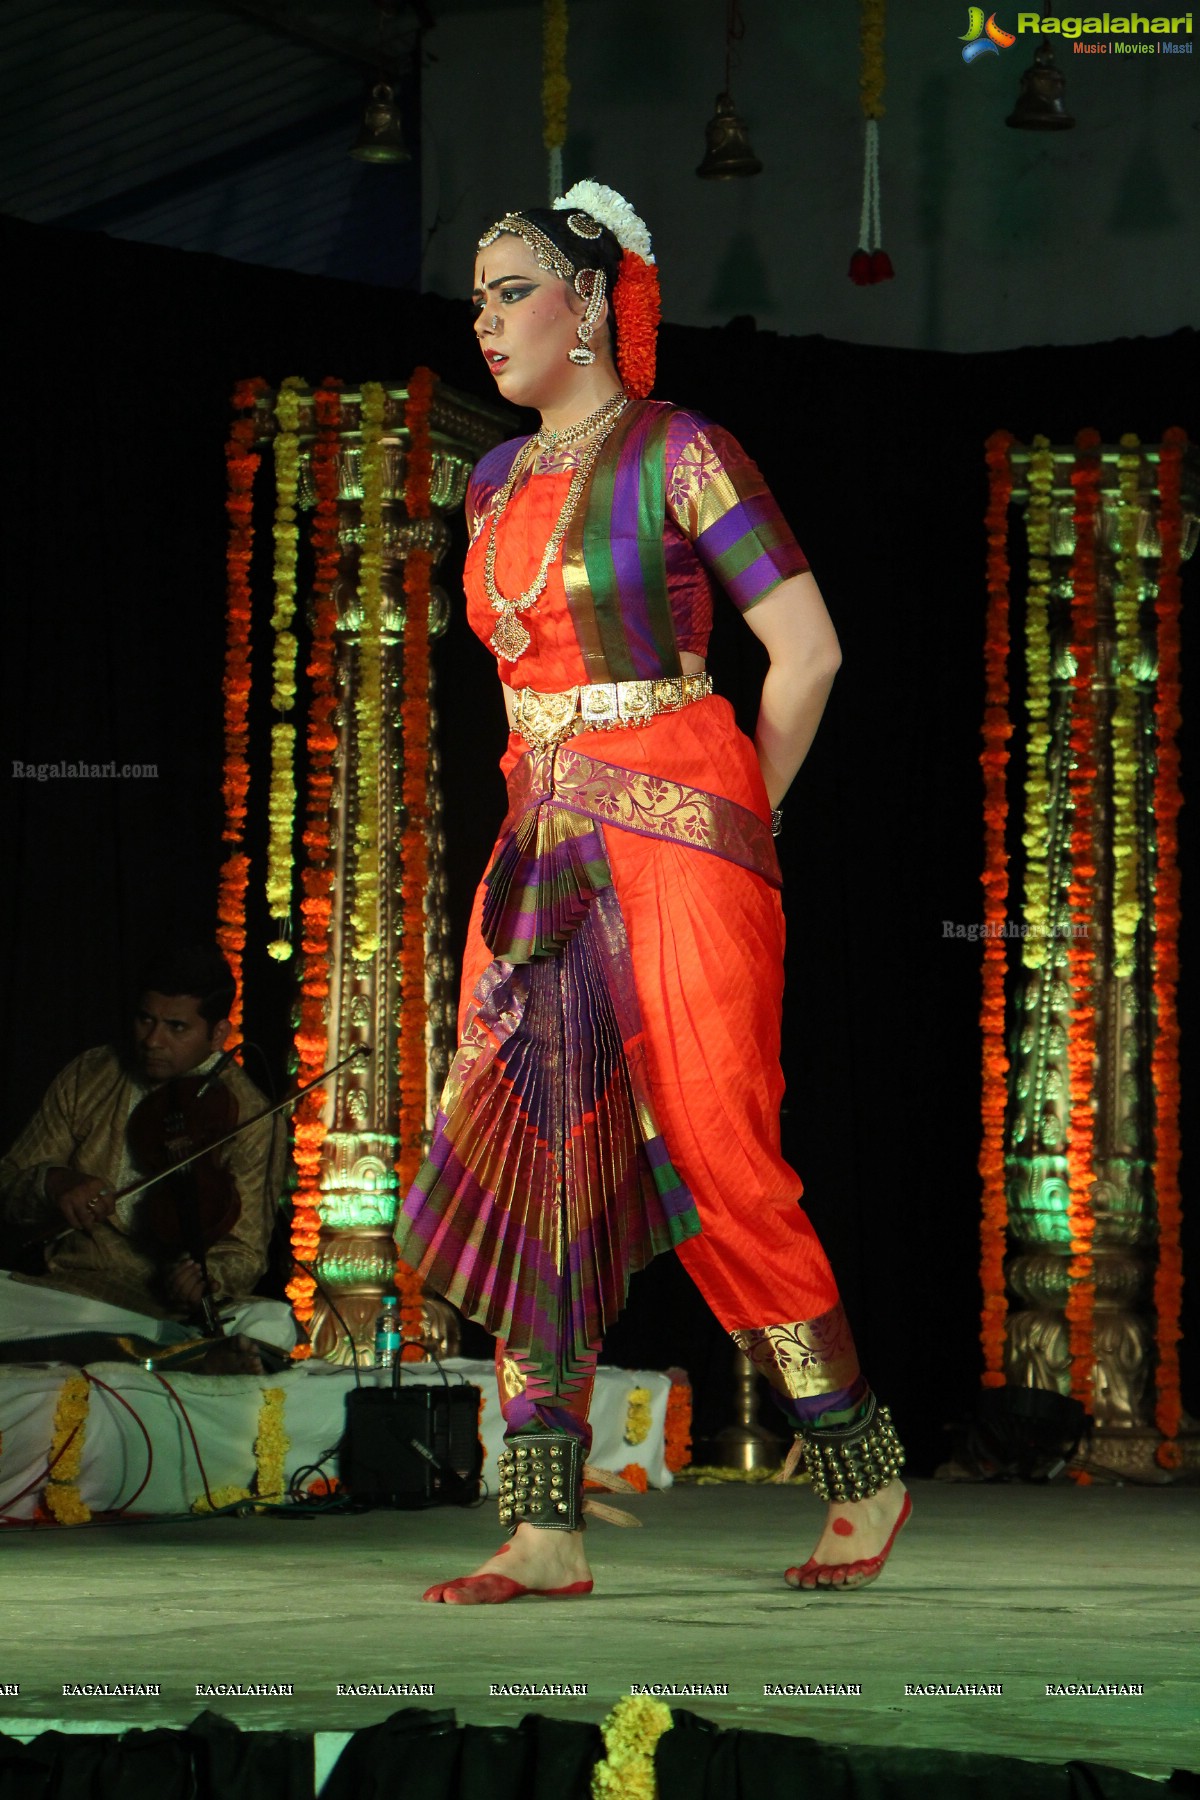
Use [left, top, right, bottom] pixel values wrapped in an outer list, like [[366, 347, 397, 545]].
[[497, 1430, 584, 1532], [800, 1395, 905, 1503]]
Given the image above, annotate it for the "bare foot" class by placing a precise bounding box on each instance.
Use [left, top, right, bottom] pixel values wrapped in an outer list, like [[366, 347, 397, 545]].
[[785, 1480, 911, 1591], [424, 1524, 593, 1604]]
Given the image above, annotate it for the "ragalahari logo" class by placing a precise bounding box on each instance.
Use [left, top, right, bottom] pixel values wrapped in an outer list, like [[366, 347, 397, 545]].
[[961, 8, 1018, 58]]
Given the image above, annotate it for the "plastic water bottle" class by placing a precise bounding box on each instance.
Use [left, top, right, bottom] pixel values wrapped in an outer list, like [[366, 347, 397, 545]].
[[373, 1294, 401, 1370]]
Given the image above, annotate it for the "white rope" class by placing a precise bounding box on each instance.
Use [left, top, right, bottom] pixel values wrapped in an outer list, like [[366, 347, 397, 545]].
[[858, 119, 872, 249]]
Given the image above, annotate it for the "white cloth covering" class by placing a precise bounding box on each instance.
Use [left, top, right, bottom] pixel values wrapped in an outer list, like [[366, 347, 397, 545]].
[[0, 1343, 674, 1521], [0, 1271, 299, 1351]]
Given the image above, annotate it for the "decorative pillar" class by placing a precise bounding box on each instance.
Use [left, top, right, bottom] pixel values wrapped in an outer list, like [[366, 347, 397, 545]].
[[994, 435, 1198, 1478], [244, 379, 510, 1364]]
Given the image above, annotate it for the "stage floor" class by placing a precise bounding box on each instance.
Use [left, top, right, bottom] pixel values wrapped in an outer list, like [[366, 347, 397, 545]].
[[1, 1480, 1196, 1779]]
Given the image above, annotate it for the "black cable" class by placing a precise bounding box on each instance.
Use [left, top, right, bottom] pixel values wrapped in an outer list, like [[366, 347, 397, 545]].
[[290, 1254, 364, 1387]]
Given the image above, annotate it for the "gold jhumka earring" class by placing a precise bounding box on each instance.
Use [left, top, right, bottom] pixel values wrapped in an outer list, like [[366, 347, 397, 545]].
[[568, 268, 605, 366]]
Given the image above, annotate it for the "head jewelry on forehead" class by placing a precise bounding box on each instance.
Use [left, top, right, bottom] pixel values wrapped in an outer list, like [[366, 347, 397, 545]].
[[477, 213, 576, 282]]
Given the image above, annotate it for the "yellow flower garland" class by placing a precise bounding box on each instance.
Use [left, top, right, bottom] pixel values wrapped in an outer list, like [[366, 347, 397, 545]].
[[191, 1387, 290, 1513], [350, 382, 387, 960], [623, 1387, 652, 1446], [859, 0, 887, 118], [1111, 434, 1144, 978], [542, 0, 570, 194], [1020, 436, 1055, 969], [266, 377, 306, 948], [45, 1373, 92, 1525], [591, 1696, 673, 1800]]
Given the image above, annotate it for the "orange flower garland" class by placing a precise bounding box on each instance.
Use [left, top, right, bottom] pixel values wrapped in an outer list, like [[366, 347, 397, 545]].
[[1152, 427, 1187, 1466], [394, 367, 437, 1358], [614, 252, 660, 401], [978, 430, 1015, 1388], [286, 377, 344, 1327], [219, 376, 268, 1041], [664, 1370, 693, 1474], [1063, 428, 1103, 1416]]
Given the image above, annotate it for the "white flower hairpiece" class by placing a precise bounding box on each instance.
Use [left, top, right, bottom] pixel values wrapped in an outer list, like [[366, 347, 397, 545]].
[[553, 181, 655, 265]]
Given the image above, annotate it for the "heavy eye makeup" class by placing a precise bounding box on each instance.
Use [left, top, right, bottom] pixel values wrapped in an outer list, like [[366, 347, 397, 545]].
[[471, 283, 539, 309]]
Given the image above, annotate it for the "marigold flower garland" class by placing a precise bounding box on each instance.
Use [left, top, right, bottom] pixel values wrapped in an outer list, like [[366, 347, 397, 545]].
[[43, 1373, 92, 1525], [1063, 428, 1103, 1418], [394, 367, 437, 1356], [1111, 434, 1144, 980], [849, 0, 893, 285], [613, 253, 661, 401], [1020, 436, 1055, 970], [542, 0, 570, 200], [287, 378, 344, 1328], [191, 1388, 290, 1512], [1151, 427, 1187, 1465], [219, 377, 268, 1040], [349, 382, 387, 961], [623, 1387, 652, 1446], [265, 377, 306, 956], [663, 1373, 693, 1474], [978, 430, 1015, 1388], [591, 1695, 673, 1800]]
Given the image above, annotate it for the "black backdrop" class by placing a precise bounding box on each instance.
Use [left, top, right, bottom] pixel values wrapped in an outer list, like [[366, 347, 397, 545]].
[[3, 211, 1196, 1470]]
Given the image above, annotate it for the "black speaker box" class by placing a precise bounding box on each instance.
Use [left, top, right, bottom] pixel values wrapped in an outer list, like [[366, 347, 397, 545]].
[[341, 1378, 483, 1509]]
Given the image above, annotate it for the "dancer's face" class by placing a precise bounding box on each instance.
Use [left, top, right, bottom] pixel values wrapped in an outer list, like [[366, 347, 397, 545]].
[[472, 239, 590, 413]]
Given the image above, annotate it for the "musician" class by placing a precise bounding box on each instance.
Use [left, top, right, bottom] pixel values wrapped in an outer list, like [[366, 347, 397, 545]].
[[0, 946, 291, 1345]]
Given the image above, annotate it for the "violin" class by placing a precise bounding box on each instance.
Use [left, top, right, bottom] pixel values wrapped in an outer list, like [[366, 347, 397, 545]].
[[126, 1053, 241, 1336], [35, 1045, 371, 1335]]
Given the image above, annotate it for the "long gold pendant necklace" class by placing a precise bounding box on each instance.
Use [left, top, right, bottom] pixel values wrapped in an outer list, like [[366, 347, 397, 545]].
[[486, 390, 627, 662]]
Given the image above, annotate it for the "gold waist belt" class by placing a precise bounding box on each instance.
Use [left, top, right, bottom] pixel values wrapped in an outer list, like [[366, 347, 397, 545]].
[[512, 672, 713, 751]]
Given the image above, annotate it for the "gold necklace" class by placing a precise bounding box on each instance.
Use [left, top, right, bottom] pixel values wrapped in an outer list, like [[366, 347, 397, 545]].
[[535, 389, 627, 452], [486, 392, 627, 662]]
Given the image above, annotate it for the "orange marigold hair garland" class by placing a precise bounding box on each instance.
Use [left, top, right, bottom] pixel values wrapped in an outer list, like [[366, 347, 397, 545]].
[[394, 367, 437, 1357], [1063, 427, 1103, 1422], [286, 377, 344, 1329], [978, 430, 1015, 1388], [219, 377, 268, 1042], [1151, 426, 1187, 1466], [613, 251, 660, 401]]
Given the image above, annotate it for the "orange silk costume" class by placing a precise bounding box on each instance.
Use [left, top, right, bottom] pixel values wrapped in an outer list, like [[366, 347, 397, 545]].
[[396, 399, 867, 1439]]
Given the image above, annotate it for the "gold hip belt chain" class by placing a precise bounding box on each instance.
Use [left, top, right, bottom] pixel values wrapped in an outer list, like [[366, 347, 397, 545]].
[[512, 672, 713, 750]]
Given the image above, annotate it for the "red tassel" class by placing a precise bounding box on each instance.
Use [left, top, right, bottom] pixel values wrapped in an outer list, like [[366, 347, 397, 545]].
[[870, 248, 895, 282], [848, 248, 872, 286]]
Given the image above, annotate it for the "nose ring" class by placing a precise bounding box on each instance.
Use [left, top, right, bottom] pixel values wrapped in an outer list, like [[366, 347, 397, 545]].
[[488, 313, 501, 332]]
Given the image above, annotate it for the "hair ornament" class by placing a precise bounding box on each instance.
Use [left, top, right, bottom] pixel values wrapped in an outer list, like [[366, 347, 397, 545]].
[[553, 181, 655, 265], [566, 210, 602, 240], [477, 212, 575, 283]]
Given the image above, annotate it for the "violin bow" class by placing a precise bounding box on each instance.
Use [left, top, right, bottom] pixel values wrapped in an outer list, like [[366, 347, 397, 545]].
[[40, 1044, 374, 1238]]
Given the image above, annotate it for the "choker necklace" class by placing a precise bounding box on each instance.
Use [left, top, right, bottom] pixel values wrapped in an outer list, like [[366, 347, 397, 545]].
[[486, 392, 628, 662], [535, 389, 627, 453]]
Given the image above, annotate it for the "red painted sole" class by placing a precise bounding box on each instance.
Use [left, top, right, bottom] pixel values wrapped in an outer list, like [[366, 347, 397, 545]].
[[784, 1490, 913, 1592], [423, 1574, 594, 1604]]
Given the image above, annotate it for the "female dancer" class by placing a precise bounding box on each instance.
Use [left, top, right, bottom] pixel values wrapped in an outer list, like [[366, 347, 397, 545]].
[[396, 182, 910, 1603]]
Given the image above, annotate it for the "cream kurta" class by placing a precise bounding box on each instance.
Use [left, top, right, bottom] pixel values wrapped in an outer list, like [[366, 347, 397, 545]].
[[0, 1045, 286, 1318]]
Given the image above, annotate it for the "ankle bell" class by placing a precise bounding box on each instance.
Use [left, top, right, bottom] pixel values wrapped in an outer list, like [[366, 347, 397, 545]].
[[799, 1395, 905, 1504], [496, 1430, 584, 1533]]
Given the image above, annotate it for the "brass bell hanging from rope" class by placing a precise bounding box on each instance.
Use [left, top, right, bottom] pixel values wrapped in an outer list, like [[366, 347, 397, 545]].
[[350, 83, 411, 162], [696, 92, 763, 179], [1006, 40, 1076, 129]]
